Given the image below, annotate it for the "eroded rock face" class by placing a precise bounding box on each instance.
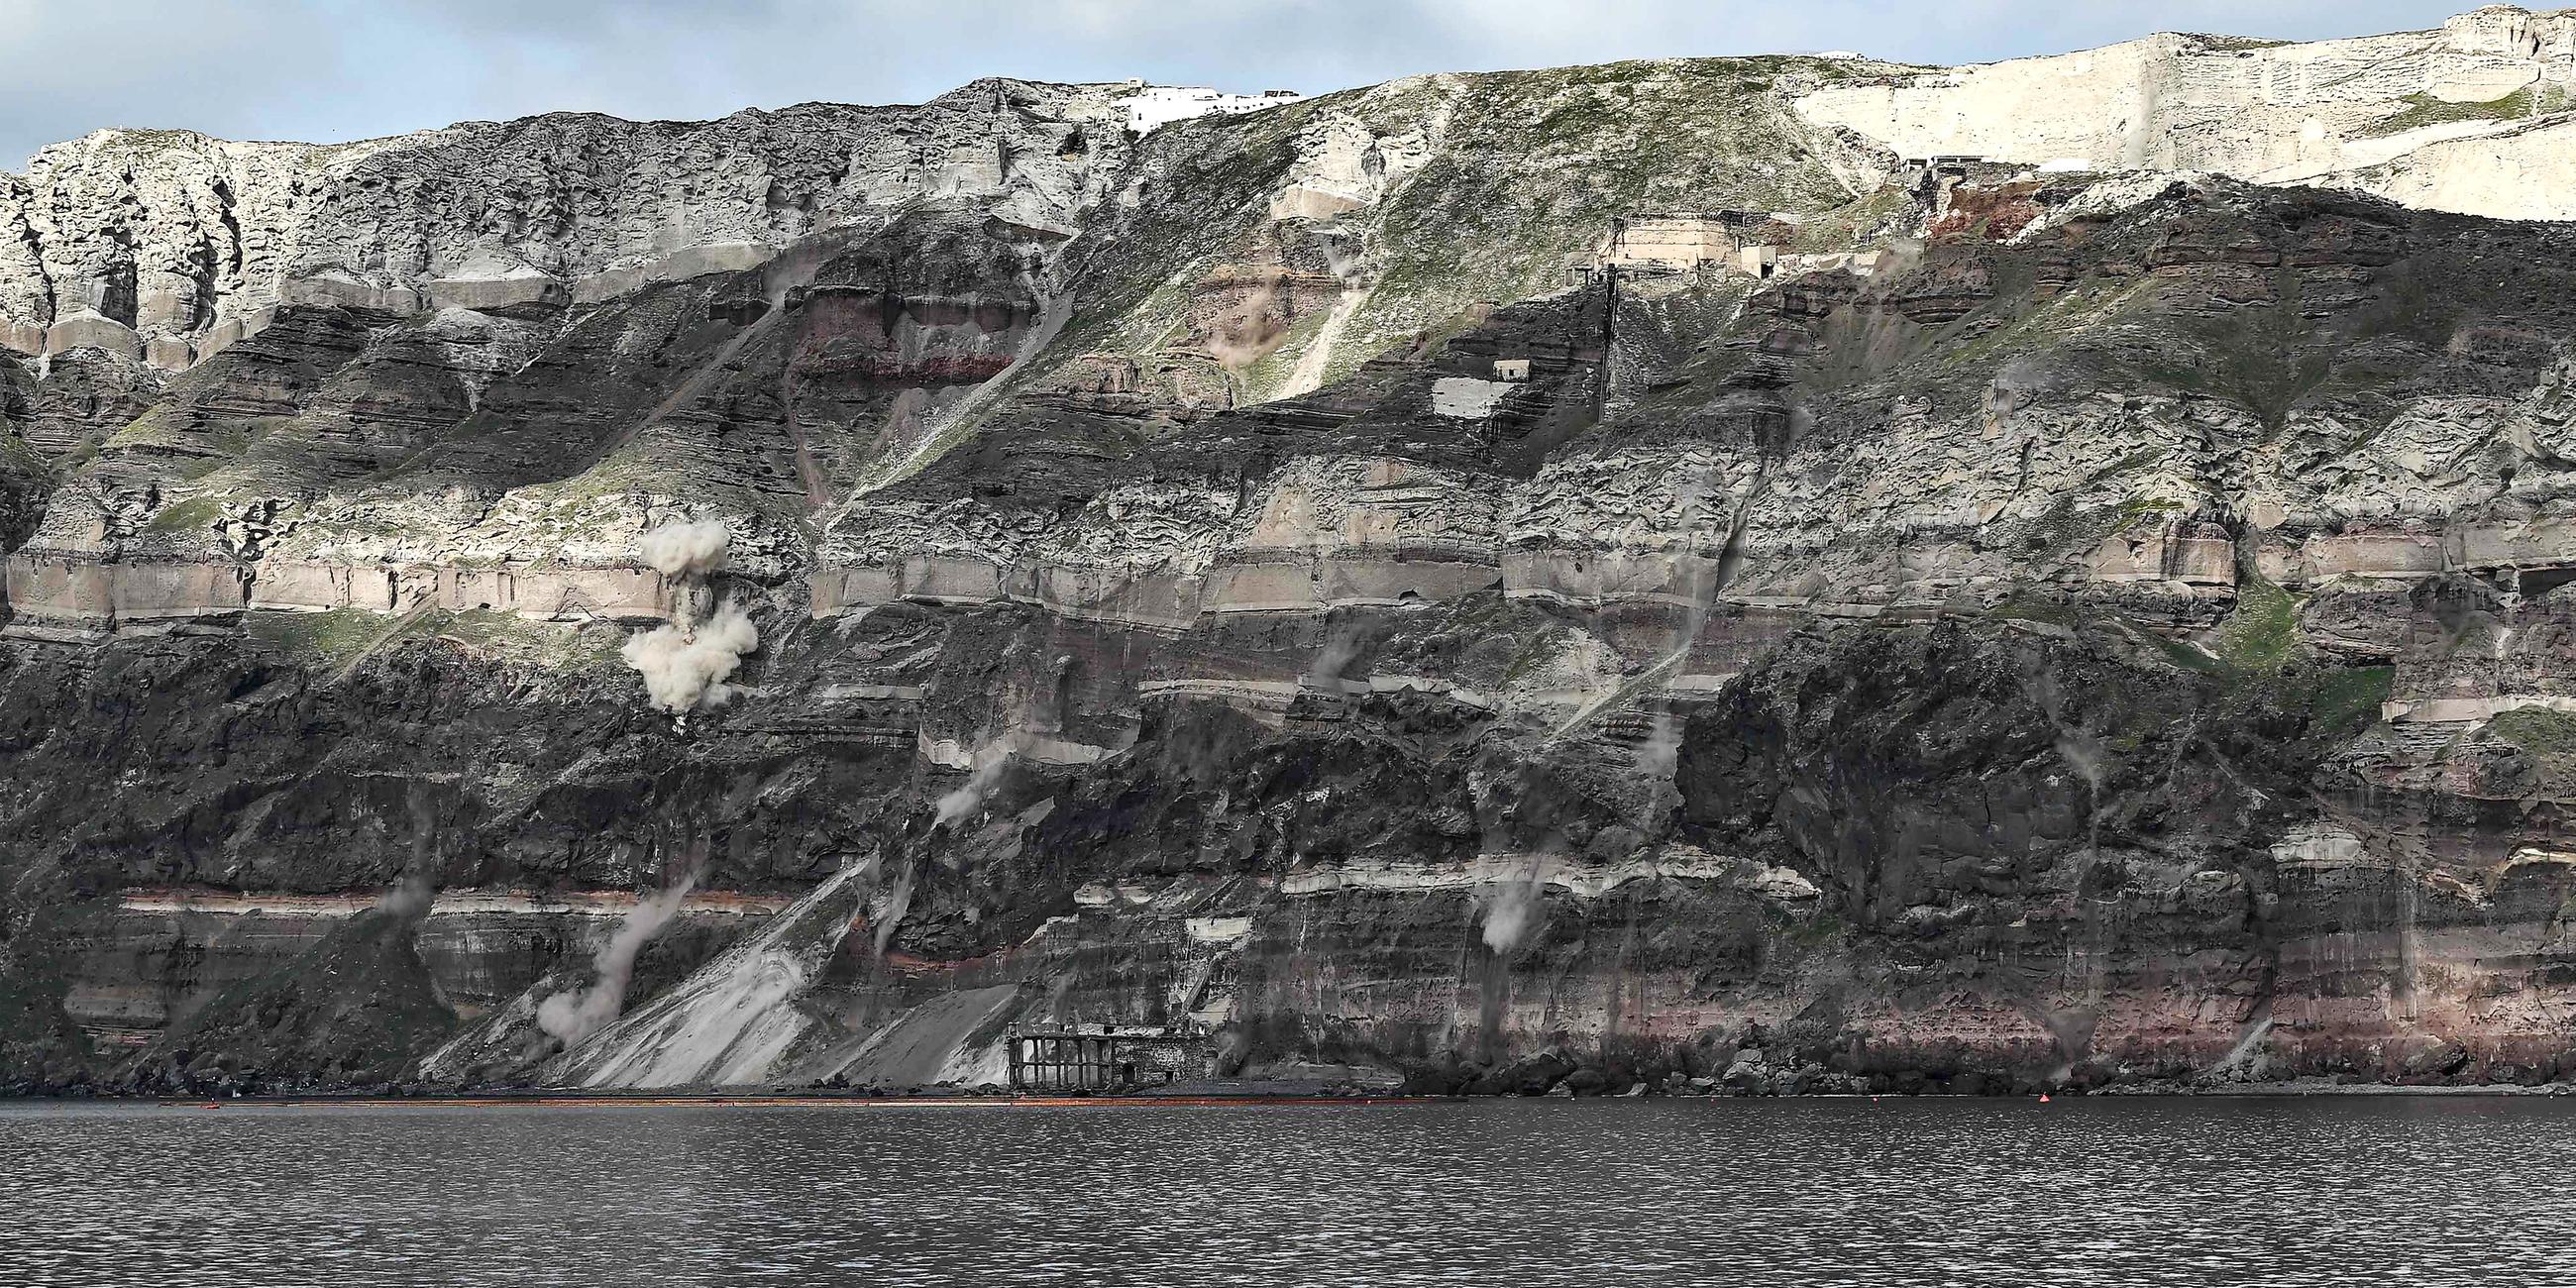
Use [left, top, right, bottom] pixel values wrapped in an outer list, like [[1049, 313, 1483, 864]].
[[0, 81, 1134, 370], [7, 19, 2576, 1097], [1795, 8, 2576, 219]]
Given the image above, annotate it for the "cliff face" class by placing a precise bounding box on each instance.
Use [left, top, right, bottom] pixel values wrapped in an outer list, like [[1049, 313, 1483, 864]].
[[5, 12, 2576, 1098], [0, 81, 1133, 370], [1795, 6, 2576, 219]]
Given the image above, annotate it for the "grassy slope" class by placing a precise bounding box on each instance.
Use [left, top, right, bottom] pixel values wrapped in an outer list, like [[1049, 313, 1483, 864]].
[[964, 57, 1899, 452]]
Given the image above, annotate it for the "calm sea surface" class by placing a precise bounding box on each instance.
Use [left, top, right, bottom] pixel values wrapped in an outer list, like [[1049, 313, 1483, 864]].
[[3, 1095, 2570, 1287]]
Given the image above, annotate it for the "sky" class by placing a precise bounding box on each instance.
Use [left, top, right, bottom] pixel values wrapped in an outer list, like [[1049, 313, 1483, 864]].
[[0, 0, 2498, 168]]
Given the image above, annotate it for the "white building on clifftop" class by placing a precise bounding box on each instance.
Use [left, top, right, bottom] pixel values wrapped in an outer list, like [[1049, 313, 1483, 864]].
[[1115, 84, 1305, 134]]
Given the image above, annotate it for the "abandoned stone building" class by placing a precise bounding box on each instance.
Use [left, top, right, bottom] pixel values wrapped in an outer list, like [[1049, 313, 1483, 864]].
[[1584, 210, 1789, 279], [1005, 1022, 1210, 1091]]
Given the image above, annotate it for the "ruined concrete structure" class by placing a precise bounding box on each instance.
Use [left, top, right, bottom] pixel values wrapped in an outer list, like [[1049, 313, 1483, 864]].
[[1595, 212, 1786, 277], [1800, 5, 2576, 219], [1006, 1023, 1208, 1090], [10, 9, 2576, 1101]]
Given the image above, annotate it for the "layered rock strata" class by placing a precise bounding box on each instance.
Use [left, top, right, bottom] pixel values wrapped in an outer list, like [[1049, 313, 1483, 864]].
[[5, 12, 2576, 1098]]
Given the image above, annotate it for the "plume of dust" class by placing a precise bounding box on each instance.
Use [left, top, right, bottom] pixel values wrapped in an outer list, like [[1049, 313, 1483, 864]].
[[1320, 237, 1367, 288], [377, 780, 441, 919], [1306, 624, 1362, 686], [870, 863, 917, 957], [883, 386, 930, 455], [2027, 662, 2066, 725], [1213, 1027, 1251, 1076], [376, 869, 434, 920], [2056, 728, 2110, 796], [2213, 1011, 2275, 1076], [1207, 273, 1287, 370], [934, 735, 1022, 830], [1635, 462, 1724, 791], [1474, 866, 1541, 1063], [623, 519, 757, 716], [1639, 711, 1682, 783], [537, 875, 700, 1046], [1480, 864, 1547, 954], [637, 519, 731, 579], [1668, 464, 1727, 647], [622, 598, 758, 714], [2025, 654, 2114, 794], [1985, 355, 2056, 435]]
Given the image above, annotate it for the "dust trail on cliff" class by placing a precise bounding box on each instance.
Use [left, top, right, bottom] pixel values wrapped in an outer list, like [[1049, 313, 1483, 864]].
[[2028, 657, 2118, 1023], [606, 231, 850, 469], [1208, 272, 1288, 371], [1480, 863, 1546, 954], [1637, 460, 1729, 789], [2029, 663, 2115, 864], [538, 873, 702, 1047], [624, 519, 758, 716], [376, 871, 435, 920], [1476, 964, 1509, 1065], [1472, 859, 1551, 1061], [1473, 898, 1517, 1063], [1639, 711, 1683, 786], [376, 780, 443, 920], [935, 735, 1022, 829], [870, 862, 917, 957], [1280, 237, 1372, 397], [638, 518, 730, 579], [548, 862, 872, 1088], [1551, 457, 1733, 755], [2209, 1007, 2275, 1078], [1305, 623, 1362, 686], [1602, 899, 1642, 1056], [624, 598, 758, 714]]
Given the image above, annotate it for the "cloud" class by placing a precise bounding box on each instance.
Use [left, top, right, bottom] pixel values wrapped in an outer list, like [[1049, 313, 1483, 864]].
[[3, 1, 2483, 168]]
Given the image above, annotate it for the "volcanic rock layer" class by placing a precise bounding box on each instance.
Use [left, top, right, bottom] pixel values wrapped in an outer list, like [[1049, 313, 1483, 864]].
[[5, 10, 2576, 1097]]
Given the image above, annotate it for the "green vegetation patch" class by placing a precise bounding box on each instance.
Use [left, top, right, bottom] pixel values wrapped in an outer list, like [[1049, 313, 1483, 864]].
[[1926, 273, 2155, 393], [1991, 593, 2089, 629], [0, 425, 47, 477], [433, 608, 626, 673], [248, 607, 622, 676], [2205, 578, 2392, 741], [1788, 183, 1916, 256], [2488, 706, 2576, 757], [142, 494, 225, 533], [1986, 575, 2389, 746], [2213, 576, 2300, 672], [1784, 908, 1846, 947], [1234, 306, 1336, 402], [248, 607, 404, 665], [2360, 88, 2549, 140], [2195, 36, 2294, 53], [2305, 665, 2395, 737]]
